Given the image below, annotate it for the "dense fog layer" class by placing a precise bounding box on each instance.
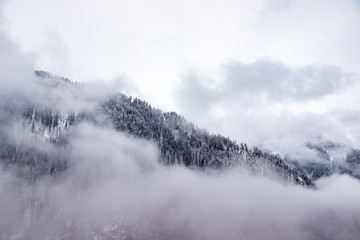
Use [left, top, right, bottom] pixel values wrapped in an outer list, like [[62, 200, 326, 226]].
[[1, 122, 360, 240]]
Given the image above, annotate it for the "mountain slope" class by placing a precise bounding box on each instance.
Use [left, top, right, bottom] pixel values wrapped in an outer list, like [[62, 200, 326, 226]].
[[103, 93, 313, 185], [288, 140, 360, 180], [0, 71, 313, 186], [3, 71, 360, 240]]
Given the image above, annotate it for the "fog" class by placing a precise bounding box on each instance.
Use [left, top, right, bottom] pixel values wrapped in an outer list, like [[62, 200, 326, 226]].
[[1, 2, 360, 239], [0, 17, 134, 115], [0, 122, 360, 240]]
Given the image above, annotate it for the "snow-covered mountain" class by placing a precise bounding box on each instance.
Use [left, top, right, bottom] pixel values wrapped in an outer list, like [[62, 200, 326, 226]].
[[2, 71, 360, 240], [288, 140, 360, 180], [0, 71, 313, 186]]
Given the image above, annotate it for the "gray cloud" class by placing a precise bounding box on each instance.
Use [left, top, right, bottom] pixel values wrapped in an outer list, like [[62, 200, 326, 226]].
[[174, 60, 359, 158], [224, 60, 354, 102], [175, 60, 355, 115]]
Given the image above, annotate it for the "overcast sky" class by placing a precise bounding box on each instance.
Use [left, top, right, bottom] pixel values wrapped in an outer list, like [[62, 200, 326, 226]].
[[1, 0, 360, 155]]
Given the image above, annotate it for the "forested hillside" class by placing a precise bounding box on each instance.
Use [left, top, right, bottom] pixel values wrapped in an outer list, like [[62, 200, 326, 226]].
[[0, 72, 313, 186]]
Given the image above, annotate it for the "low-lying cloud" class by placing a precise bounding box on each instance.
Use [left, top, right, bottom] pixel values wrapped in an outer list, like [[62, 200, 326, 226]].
[[1, 122, 360, 240], [0, 1, 134, 116]]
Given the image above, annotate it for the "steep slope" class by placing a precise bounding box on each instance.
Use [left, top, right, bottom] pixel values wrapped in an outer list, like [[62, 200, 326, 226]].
[[103, 93, 313, 185], [4, 71, 360, 240], [0, 71, 313, 186]]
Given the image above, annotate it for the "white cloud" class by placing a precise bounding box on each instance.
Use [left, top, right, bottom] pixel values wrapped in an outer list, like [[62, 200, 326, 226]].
[[3, 0, 359, 110], [1, 122, 360, 239], [0, 29, 36, 95]]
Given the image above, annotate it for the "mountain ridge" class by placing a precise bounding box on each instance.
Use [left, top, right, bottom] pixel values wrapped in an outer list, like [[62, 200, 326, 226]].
[[0, 70, 314, 186]]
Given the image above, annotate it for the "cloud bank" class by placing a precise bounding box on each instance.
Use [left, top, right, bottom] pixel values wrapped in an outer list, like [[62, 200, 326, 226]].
[[1, 122, 360, 240]]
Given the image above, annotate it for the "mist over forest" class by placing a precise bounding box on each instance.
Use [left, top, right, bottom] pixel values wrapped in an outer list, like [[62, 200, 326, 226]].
[[1, 0, 360, 239], [0, 59, 359, 240]]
